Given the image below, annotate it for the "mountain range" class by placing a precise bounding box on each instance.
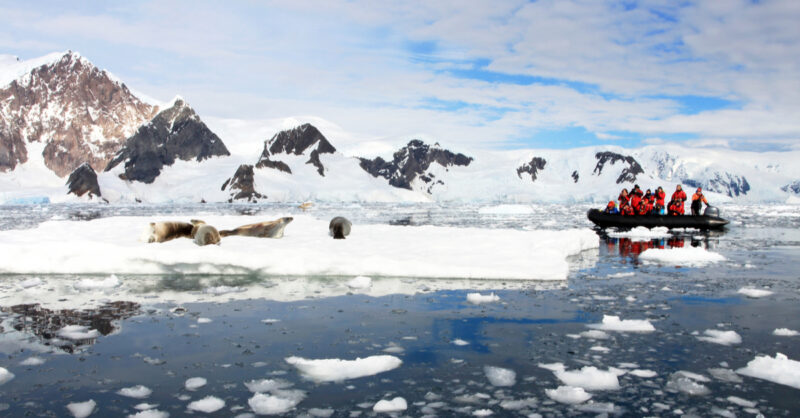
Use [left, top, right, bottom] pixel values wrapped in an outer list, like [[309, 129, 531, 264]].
[[2, 51, 799, 204]]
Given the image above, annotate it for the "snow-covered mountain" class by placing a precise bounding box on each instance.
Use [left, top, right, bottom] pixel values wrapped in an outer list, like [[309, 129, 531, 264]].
[[1, 51, 800, 204]]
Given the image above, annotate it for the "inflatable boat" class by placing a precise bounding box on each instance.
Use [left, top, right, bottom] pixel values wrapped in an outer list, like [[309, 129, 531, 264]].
[[587, 207, 729, 230]]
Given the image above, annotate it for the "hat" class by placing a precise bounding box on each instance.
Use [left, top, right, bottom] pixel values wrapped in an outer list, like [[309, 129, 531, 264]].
[[608, 201, 616, 207]]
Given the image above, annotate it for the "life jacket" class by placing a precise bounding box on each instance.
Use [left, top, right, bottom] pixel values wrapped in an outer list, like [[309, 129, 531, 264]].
[[618, 193, 629, 206], [630, 194, 642, 211], [656, 190, 666, 206], [668, 200, 683, 215], [637, 202, 650, 215], [621, 205, 634, 216], [671, 190, 686, 203]]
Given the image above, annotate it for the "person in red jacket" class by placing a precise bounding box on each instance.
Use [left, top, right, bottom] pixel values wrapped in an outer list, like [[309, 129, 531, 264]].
[[668, 198, 682, 215], [655, 186, 666, 214], [637, 199, 651, 215], [630, 185, 643, 212], [618, 188, 629, 208], [620, 202, 634, 216], [691, 187, 709, 215], [670, 185, 687, 215]]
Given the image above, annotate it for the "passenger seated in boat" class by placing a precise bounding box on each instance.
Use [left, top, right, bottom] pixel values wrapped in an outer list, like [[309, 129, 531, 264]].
[[655, 187, 666, 213], [603, 201, 619, 214], [668, 198, 683, 216], [630, 186, 643, 212], [691, 187, 709, 216], [636, 199, 651, 215], [618, 188, 629, 208], [671, 185, 687, 214], [620, 202, 634, 216]]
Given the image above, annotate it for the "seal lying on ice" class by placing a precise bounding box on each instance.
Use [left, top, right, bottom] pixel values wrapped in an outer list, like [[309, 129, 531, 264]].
[[144, 221, 194, 243], [193, 223, 221, 246], [219, 217, 294, 238], [329, 216, 352, 239]]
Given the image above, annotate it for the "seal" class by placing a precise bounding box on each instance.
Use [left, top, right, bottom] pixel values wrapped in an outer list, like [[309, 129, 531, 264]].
[[193, 224, 221, 246], [298, 202, 313, 211], [143, 221, 194, 243], [329, 216, 351, 239], [219, 217, 294, 238]]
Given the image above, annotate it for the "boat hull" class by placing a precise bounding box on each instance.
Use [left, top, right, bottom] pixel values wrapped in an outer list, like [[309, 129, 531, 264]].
[[586, 209, 729, 230]]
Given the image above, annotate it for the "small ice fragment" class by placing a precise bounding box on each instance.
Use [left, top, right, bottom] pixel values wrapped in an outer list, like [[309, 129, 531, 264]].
[[484, 366, 516, 387], [187, 396, 225, 413], [128, 410, 169, 418], [134, 403, 158, 411], [308, 407, 334, 417], [711, 407, 736, 418], [736, 353, 800, 389], [737, 288, 773, 298], [551, 366, 622, 390], [117, 385, 152, 399], [57, 325, 100, 340], [74, 275, 120, 291], [773, 328, 799, 336], [20, 357, 45, 366], [185, 377, 207, 391], [545, 386, 591, 404], [590, 346, 610, 352], [373, 397, 407, 412], [726, 396, 756, 408], [666, 372, 710, 395], [197, 318, 212, 324], [20, 277, 43, 288], [452, 339, 469, 346], [579, 330, 610, 339], [248, 393, 301, 415], [473, 409, 493, 416], [261, 319, 280, 324], [499, 398, 537, 410], [285, 355, 402, 382], [203, 285, 246, 295], [629, 369, 657, 378], [639, 246, 725, 266], [467, 293, 499, 304], [66, 399, 96, 418], [708, 368, 743, 383], [346, 276, 372, 289], [587, 315, 655, 332], [696, 329, 742, 346]]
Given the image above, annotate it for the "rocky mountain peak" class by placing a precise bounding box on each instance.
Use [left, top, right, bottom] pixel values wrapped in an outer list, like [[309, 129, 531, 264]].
[[593, 151, 644, 184], [66, 162, 102, 200], [0, 51, 157, 176], [255, 123, 336, 176]]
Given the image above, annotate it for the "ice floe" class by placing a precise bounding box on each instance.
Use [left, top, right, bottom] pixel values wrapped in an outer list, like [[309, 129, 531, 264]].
[[248, 393, 301, 415], [0, 367, 14, 385], [117, 385, 152, 399], [629, 369, 657, 378], [346, 276, 372, 289], [727, 396, 757, 408], [19, 356, 45, 366], [373, 397, 407, 412], [773, 328, 799, 336], [20, 277, 43, 288], [737, 287, 773, 298], [57, 325, 100, 340], [736, 353, 800, 389], [184, 377, 207, 391], [587, 315, 655, 333], [696, 329, 742, 346], [608, 226, 671, 240], [538, 363, 623, 390], [66, 399, 96, 418], [451, 339, 469, 346], [467, 292, 500, 304], [666, 371, 711, 395], [129, 410, 168, 418], [244, 378, 293, 393], [545, 386, 592, 404], [187, 396, 225, 413], [484, 366, 516, 387], [74, 275, 120, 291], [285, 355, 402, 382], [639, 247, 725, 266]]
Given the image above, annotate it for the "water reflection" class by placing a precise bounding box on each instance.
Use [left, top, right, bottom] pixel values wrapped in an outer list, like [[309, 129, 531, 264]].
[[600, 233, 723, 263]]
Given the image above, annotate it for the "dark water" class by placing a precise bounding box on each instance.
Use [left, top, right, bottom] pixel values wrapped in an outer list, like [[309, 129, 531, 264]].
[[1, 203, 799, 416]]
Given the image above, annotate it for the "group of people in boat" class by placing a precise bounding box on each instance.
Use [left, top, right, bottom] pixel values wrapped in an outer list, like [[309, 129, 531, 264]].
[[603, 184, 709, 216]]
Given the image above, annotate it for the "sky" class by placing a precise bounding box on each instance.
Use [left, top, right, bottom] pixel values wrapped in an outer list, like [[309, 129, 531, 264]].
[[1, 0, 799, 154]]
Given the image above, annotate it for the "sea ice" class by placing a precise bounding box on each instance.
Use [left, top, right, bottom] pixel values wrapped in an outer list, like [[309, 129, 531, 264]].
[[66, 399, 96, 418], [629, 369, 657, 378], [708, 368, 743, 383], [187, 396, 225, 413], [74, 275, 120, 290], [346, 276, 372, 289], [244, 378, 293, 393], [451, 339, 469, 346], [727, 396, 757, 408], [285, 355, 402, 382], [608, 226, 671, 240], [117, 385, 152, 398], [373, 397, 407, 412], [484, 366, 516, 387], [737, 287, 773, 298], [20, 277, 43, 288], [696, 329, 742, 346], [248, 393, 301, 415], [587, 315, 655, 332], [57, 325, 100, 340], [467, 293, 500, 304], [666, 371, 711, 396], [544, 386, 592, 404], [541, 364, 623, 391], [197, 318, 212, 324], [773, 328, 799, 336], [473, 409, 493, 416], [185, 377, 207, 391], [736, 353, 800, 389], [128, 410, 169, 418], [133, 403, 159, 410], [20, 356, 45, 366], [639, 247, 725, 266], [0, 367, 15, 385], [308, 407, 334, 417], [203, 285, 245, 295]]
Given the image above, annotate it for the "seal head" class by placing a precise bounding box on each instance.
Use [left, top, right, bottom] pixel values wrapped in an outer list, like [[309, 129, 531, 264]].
[[329, 216, 352, 239]]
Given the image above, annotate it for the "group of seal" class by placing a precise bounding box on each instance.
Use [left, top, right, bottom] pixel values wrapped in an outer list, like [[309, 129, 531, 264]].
[[144, 217, 293, 246]]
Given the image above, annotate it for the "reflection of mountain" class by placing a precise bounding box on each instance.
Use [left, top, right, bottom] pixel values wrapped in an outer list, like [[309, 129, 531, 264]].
[[2, 301, 140, 353]]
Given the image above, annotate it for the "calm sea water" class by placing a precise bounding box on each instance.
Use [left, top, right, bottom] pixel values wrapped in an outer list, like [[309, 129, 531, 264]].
[[1, 203, 799, 416]]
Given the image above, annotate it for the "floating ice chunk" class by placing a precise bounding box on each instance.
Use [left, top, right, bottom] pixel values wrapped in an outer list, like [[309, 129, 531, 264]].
[[20, 277, 43, 288], [727, 396, 756, 408], [285, 355, 402, 382], [197, 318, 212, 324], [261, 319, 280, 324], [666, 371, 711, 395], [128, 410, 169, 418], [478, 204, 533, 215], [467, 293, 499, 304], [499, 398, 537, 410], [66, 399, 96, 418], [545, 386, 591, 404], [244, 378, 293, 393], [590, 346, 610, 352], [579, 330, 610, 340], [711, 407, 736, 418], [773, 328, 799, 336], [382, 343, 404, 354], [134, 403, 158, 411], [576, 402, 623, 414], [737, 288, 773, 298], [203, 285, 246, 295], [0, 367, 15, 385], [607, 272, 635, 278], [587, 315, 655, 333], [484, 366, 516, 387], [736, 353, 800, 389], [185, 377, 207, 391], [373, 397, 407, 412], [187, 396, 225, 413], [608, 226, 671, 240], [248, 393, 301, 415], [549, 366, 623, 391], [74, 275, 120, 291], [473, 409, 493, 416], [346, 276, 372, 289], [708, 368, 743, 383], [20, 357, 45, 366], [639, 247, 725, 266], [308, 408, 334, 417], [452, 339, 469, 346], [57, 325, 100, 340], [629, 369, 657, 378], [696, 329, 742, 346], [117, 385, 152, 398]]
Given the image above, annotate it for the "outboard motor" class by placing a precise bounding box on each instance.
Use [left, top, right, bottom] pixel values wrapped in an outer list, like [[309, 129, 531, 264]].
[[704, 206, 720, 217]]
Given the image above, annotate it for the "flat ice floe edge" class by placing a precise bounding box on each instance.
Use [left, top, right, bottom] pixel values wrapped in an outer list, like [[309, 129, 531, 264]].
[[0, 214, 598, 281], [639, 246, 726, 266]]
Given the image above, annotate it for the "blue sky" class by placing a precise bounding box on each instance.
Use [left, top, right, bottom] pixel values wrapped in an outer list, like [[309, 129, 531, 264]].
[[1, 0, 798, 152]]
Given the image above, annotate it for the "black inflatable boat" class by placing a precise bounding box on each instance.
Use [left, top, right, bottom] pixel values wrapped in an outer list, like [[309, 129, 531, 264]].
[[587, 208, 729, 230]]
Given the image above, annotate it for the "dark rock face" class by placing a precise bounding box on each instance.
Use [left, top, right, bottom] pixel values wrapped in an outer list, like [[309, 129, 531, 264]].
[[358, 140, 473, 192], [781, 180, 800, 194], [66, 163, 101, 199], [683, 173, 750, 197], [255, 124, 336, 176], [0, 52, 156, 176], [593, 151, 644, 184], [517, 157, 547, 182], [571, 170, 580, 183], [105, 99, 229, 183], [221, 164, 265, 203]]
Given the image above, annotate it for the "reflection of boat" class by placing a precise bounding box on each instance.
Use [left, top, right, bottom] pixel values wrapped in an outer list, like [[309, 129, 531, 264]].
[[587, 209, 729, 230]]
